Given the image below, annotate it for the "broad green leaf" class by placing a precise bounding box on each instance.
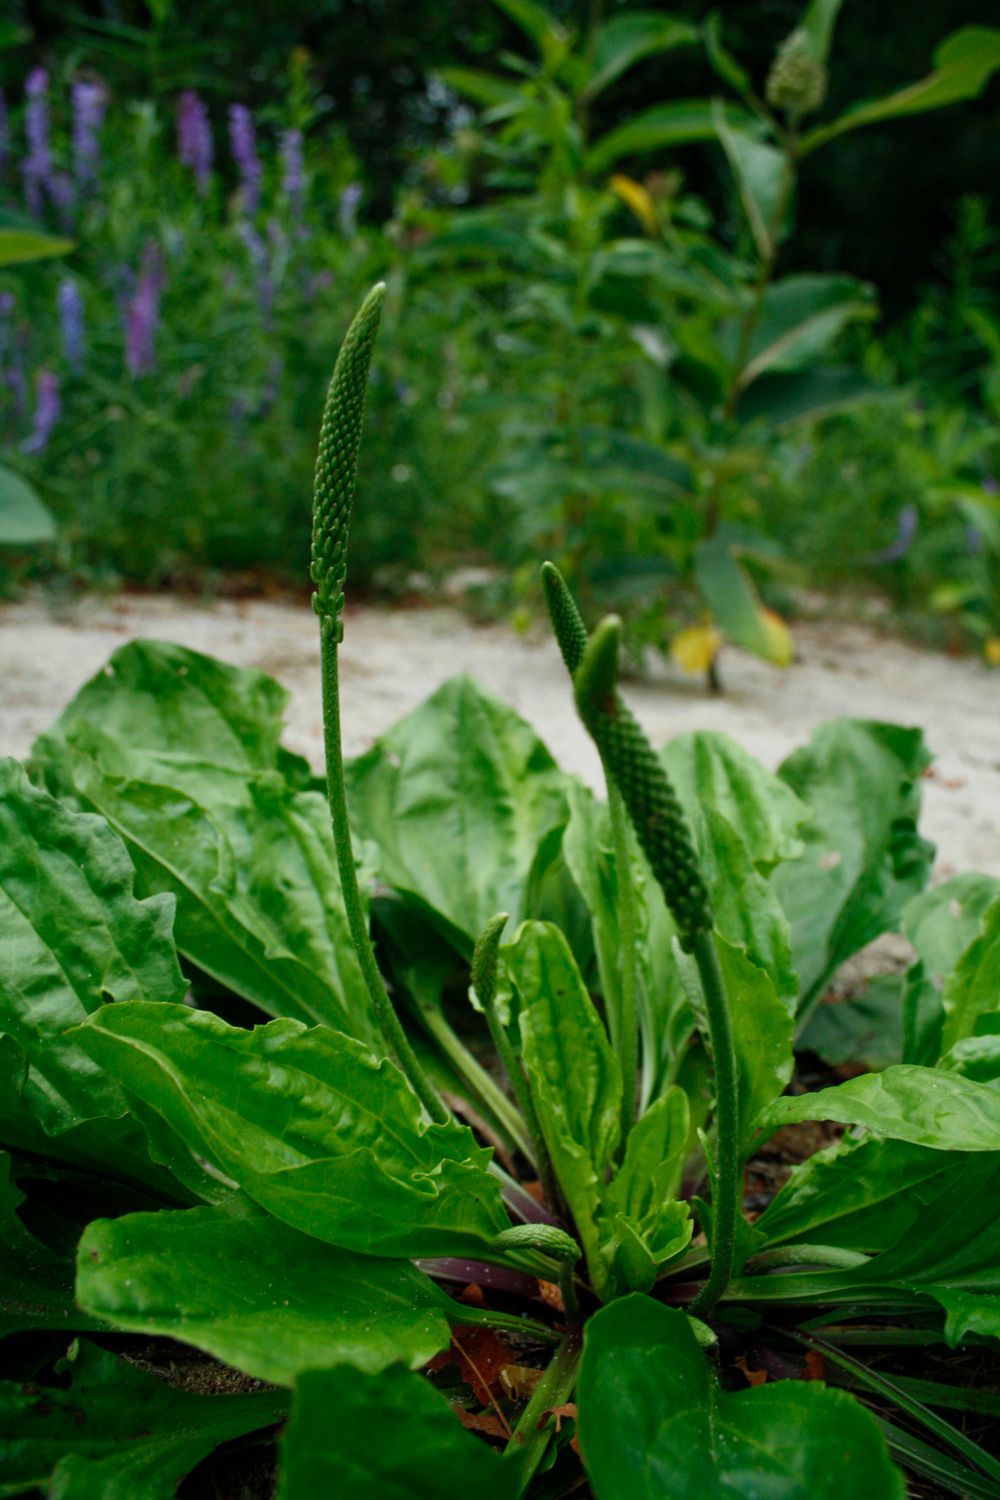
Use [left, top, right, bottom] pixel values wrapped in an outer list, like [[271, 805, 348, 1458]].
[[346, 677, 571, 949], [753, 1133, 958, 1253], [32, 641, 374, 1040], [941, 897, 1000, 1052], [756, 1065, 1000, 1152], [0, 1340, 287, 1499], [77, 1004, 509, 1257], [799, 27, 1000, 156], [691, 809, 798, 1010], [736, 366, 888, 428], [578, 1296, 904, 1499], [586, 100, 754, 174], [508, 920, 622, 1293], [0, 758, 185, 1187], [279, 1363, 509, 1500], [583, 12, 698, 102], [661, 730, 809, 874], [76, 1201, 455, 1383], [490, 0, 567, 61], [771, 720, 933, 1015], [0, 465, 56, 544], [0, 228, 75, 267], [714, 935, 794, 1147], [712, 103, 788, 261], [694, 539, 794, 665], [732, 275, 876, 389], [0, 1152, 105, 1337]]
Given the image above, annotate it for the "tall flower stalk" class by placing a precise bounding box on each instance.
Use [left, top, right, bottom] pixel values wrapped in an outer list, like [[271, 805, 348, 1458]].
[[176, 91, 213, 195], [312, 284, 446, 1123], [228, 104, 261, 216], [71, 79, 106, 187], [22, 68, 52, 216]]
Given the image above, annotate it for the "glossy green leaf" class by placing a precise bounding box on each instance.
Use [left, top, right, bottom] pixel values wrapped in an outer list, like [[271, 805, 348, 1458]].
[[32, 641, 374, 1040], [278, 1363, 509, 1499], [799, 27, 1000, 156], [753, 1133, 957, 1253], [346, 677, 571, 949], [507, 920, 622, 1292], [0, 758, 185, 1187], [733, 275, 876, 388], [661, 731, 808, 875], [0, 229, 75, 267], [578, 1296, 904, 1499], [0, 1340, 287, 1499], [712, 935, 794, 1147], [586, 100, 754, 174], [941, 897, 1000, 1052], [902, 875, 1000, 1063], [76, 1201, 455, 1383], [0, 465, 56, 544], [736, 366, 888, 428], [77, 1004, 509, 1257], [712, 103, 788, 261], [0, 1152, 105, 1338], [756, 1065, 1000, 1151], [583, 12, 698, 102], [437, 66, 522, 108], [771, 720, 933, 1016]]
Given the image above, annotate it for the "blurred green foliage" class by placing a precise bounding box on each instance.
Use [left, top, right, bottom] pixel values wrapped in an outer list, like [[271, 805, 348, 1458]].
[[1, 0, 999, 663]]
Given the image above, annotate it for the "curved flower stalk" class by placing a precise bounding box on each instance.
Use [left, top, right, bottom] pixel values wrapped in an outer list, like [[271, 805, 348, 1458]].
[[572, 614, 740, 1318], [312, 284, 446, 1124]]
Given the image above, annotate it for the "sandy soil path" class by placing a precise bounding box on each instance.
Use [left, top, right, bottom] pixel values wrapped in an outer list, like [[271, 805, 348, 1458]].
[[1, 592, 997, 878]]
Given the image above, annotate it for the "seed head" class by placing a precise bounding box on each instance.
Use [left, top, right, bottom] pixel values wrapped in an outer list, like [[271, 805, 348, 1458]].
[[574, 616, 712, 949], [765, 28, 827, 117], [541, 560, 588, 675], [310, 282, 385, 634]]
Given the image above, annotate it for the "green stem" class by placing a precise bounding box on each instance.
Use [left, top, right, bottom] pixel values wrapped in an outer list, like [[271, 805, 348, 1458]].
[[505, 1331, 582, 1496], [319, 630, 447, 1124], [606, 782, 640, 1142], [687, 928, 740, 1319]]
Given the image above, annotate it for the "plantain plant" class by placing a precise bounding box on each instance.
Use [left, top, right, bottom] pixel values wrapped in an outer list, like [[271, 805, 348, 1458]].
[[3, 288, 1000, 1496]]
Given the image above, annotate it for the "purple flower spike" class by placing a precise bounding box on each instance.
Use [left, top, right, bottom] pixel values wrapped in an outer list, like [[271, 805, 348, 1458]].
[[22, 369, 61, 454], [280, 128, 304, 218], [237, 220, 273, 312], [864, 503, 918, 566], [338, 181, 362, 237], [22, 68, 52, 216], [124, 243, 165, 377], [71, 78, 107, 186], [228, 104, 261, 216], [58, 280, 85, 371], [176, 90, 213, 195]]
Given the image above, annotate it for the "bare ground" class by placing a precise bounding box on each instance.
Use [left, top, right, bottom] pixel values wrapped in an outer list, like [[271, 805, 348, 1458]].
[[1, 591, 997, 879]]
